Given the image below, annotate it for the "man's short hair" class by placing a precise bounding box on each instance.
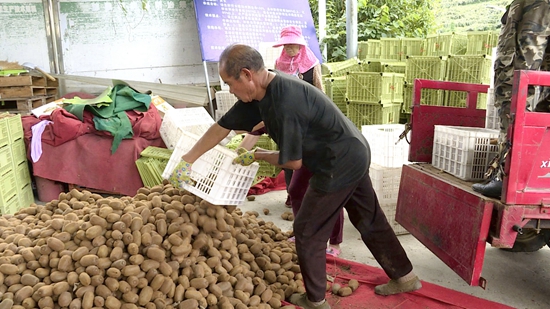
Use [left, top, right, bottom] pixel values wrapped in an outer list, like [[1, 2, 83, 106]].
[[219, 44, 265, 80]]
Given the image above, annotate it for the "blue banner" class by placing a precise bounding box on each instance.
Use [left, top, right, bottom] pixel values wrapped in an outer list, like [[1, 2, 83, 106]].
[[193, 0, 321, 63]]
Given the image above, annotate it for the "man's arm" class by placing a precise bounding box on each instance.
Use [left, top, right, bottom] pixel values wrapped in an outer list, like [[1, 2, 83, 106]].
[[254, 148, 302, 170], [181, 123, 230, 163]]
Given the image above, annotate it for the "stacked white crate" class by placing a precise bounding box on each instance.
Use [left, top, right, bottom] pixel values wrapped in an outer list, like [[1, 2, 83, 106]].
[[485, 88, 499, 130], [215, 90, 238, 121], [362, 124, 410, 235]]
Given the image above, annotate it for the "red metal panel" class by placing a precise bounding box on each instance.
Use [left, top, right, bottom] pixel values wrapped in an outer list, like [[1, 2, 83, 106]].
[[504, 70, 550, 205], [396, 164, 493, 287], [408, 79, 489, 163]]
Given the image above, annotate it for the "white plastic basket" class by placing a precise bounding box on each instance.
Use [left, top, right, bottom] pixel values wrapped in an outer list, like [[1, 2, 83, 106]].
[[432, 126, 499, 181], [258, 42, 283, 70], [159, 108, 215, 149], [362, 124, 410, 167], [380, 202, 409, 236], [485, 88, 499, 130], [215, 90, 238, 115], [369, 163, 402, 205], [162, 131, 259, 205]]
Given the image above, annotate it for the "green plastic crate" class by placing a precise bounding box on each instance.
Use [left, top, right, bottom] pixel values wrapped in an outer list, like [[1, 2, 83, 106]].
[[255, 135, 281, 178], [466, 31, 496, 55], [346, 100, 401, 128], [346, 72, 395, 102], [140, 146, 173, 160], [382, 62, 407, 74], [444, 91, 488, 109], [380, 38, 402, 61], [322, 58, 362, 77], [0, 114, 9, 148], [0, 170, 17, 206], [401, 38, 426, 57], [445, 55, 492, 84], [10, 138, 26, 166], [0, 195, 18, 215], [7, 114, 23, 143], [18, 183, 34, 212], [324, 77, 348, 114], [14, 161, 30, 189], [359, 61, 383, 72], [404, 56, 447, 84], [357, 41, 369, 60], [402, 83, 445, 113], [392, 74, 405, 103], [0, 146, 13, 177], [136, 157, 169, 187], [366, 40, 381, 59], [425, 33, 468, 56]]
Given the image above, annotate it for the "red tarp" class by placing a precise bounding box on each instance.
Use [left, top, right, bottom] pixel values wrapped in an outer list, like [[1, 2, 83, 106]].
[[248, 171, 287, 195], [282, 256, 514, 309], [22, 97, 165, 196]]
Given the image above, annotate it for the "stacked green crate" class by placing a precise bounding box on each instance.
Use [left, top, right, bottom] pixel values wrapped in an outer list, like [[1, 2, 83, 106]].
[[466, 31, 496, 55], [0, 113, 33, 214], [321, 58, 361, 77], [366, 40, 381, 59], [255, 135, 281, 179], [401, 38, 426, 58], [444, 55, 492, 108], [357, 41, 369, 60], [403, 56, 447, 112], [324, 76, 348, 114], [425, 33, 468, 56], [345, 72, 402, 128], [135, 146, 173, 187], [380, 38, 402, 61]]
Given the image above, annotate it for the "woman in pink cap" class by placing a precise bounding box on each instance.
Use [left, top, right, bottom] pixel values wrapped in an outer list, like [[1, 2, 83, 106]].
[[273, 25, 324, 90]]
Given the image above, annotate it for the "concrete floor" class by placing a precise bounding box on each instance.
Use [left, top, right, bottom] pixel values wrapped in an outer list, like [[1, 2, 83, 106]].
[[241, 190, 550, 309]]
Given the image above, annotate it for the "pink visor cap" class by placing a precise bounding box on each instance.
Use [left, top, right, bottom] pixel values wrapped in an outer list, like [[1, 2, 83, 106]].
[[273, 25, 307, 47]]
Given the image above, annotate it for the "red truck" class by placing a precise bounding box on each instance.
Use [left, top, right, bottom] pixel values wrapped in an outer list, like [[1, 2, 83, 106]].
[[396, 70, 550, 288]]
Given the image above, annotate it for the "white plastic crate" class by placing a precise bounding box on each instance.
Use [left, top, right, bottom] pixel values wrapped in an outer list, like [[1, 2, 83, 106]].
[[380, 203, 409, 235], [362, 124, 410, 167], [258, 42, 283, 70], [159, 107, 215, 149], [162, 131, 259, 205], [369, 163, 402, 205], [432, 126, 499, 181], [215, 90, 238, 115], [485, 88, 499, 130]]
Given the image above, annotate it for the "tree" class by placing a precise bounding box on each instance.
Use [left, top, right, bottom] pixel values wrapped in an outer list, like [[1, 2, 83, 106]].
[[309, 0, 439, 62]]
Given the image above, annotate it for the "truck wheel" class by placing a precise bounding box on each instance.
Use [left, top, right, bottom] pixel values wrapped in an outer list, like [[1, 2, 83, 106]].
[[501, 230, 546, 252]]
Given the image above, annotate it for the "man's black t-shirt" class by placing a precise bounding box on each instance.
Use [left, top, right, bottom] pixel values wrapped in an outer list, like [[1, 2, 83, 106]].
[[218, 71, 370, 193]]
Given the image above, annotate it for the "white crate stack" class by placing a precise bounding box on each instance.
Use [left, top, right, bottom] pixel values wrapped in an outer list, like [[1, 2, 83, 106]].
[[432, 125, 499, 181], [485, 88, 499, 130], [215, 90, 238, 120], [162, 131, 259, 205], [362, 124, 410, 235], [258, 42, 283, 70]]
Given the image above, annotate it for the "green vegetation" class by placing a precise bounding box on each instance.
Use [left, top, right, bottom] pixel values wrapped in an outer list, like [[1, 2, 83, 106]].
[[309, 0, 510, 62]]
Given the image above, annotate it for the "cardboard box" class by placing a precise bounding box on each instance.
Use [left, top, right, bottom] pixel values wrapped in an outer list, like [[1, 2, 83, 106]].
[[150, 95, 174, 118]]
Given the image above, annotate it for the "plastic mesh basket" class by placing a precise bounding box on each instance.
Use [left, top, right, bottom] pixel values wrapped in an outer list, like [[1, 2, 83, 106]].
[[322, 58, 361, 77], [159, 107, 215, 150], [0, 146, 13, 177], [404, 56, 447, 84], [10, 139, 26, 166], [362, 124, 410, 168], [0, 170, 17, 206], [432, 126, 499, 181], [14, 161, 30, 189], [162, 131, 259, 205], [357, 41, 369, 60], [324, 77, 348, 114], [7, 114, 23, 143], [347, 101, 401, 129], [400, 38, 426, 58], [425, 33, 468, 56], [366, 40, 381, 59], [140, 146, 173, 160], [346, 72, 394, 102], [445, 55, 492, 84], [255, 135, 281, 178], [380, 38, 402, 61], [466, 31, 496, 55], [215, 90, 238, 114]]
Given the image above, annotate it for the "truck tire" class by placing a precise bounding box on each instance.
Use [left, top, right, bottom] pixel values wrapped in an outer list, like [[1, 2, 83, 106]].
[[502, 230, 547, 252]]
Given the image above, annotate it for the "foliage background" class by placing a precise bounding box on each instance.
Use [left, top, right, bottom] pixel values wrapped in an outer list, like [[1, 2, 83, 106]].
[[309, 0, 509, 62]]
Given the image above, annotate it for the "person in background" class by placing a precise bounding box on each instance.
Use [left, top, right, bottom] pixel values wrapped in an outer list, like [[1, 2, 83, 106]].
[[170, 44, 421, 309], [239, 25, 344, 256], [473, 0, 550, 198]]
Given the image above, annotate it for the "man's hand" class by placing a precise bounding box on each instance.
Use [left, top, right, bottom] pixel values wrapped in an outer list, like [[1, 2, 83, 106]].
[[169, 160, 194, 188], [233, 147, 256, 166]]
